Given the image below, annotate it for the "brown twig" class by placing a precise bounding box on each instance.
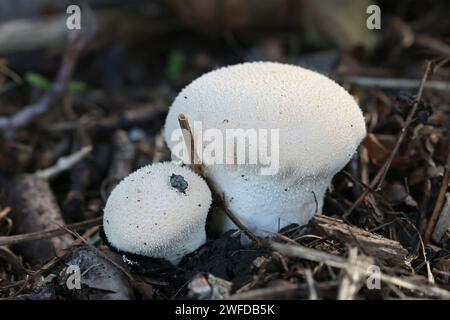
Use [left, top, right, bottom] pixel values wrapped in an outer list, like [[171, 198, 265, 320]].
[[176, 113, 260, 245], [423, 142, 450, 244], [341, 170, 391, 206], [214, 194, 261, 245], [0, 217, 102, 247], [0, 5, 96, 136], [33, 145, 92, 180], [0, 207, 11, 221], [343, 61, 434, 219], [177, 114, 203, 176]]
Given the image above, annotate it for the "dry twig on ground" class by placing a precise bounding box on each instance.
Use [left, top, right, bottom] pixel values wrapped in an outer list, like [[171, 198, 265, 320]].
[[177, 113, 261, 245], [344, 61, 434, 219]]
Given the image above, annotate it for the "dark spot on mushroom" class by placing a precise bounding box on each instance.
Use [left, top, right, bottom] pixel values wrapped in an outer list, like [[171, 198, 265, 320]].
[[184, 96, 188, 99], [137, 199, 141, 202], [198, 204, 201, 207], [144, 242, 147, 245], [241, 174, 245, 177], [284, 188, 288, 192], [350, 124, 353, 127], [136, 225, 139, 228], [106, 219, 109, 224], [230, 197, 234, 202], [223, 119, 229, 123], [170, 173, 188, 193]]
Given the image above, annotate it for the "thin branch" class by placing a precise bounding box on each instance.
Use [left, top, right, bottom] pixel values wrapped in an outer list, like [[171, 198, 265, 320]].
[[177, 114, 203, 176], [176, 113, 260, 245], [0, 217, 102, 247], [343, 61, 434, 219], [34, 145, 92, 180], [341, 170, 391, 206], [423, 141, 450, 244], [214, 193, 260, 245], [0, 207, 11, 221]]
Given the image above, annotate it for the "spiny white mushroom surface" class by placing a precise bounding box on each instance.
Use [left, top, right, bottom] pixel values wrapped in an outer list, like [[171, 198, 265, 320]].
[[103, 162, 212, 265], [164, 62, 366, 238]]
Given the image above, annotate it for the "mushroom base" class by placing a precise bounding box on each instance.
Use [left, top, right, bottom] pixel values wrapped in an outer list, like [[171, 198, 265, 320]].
[[165, 232, 206, 265], [206, 166, 332, 241], [105, 225, 206, 266]]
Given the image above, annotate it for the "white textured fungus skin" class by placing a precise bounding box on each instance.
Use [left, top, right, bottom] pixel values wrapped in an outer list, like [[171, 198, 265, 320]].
[[103, 162, 212, 265], [164, 62, 366, 238]]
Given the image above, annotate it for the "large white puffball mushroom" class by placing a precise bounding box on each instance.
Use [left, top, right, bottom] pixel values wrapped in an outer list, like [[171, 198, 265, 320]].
[[103, 162, 212, 265], [164, 62, 366, 238]]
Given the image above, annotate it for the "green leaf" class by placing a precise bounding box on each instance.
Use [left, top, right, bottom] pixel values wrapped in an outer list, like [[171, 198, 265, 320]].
[[67, 80, 86, 93], [25, 72, 51, 90], [165, 50, 185, 80]]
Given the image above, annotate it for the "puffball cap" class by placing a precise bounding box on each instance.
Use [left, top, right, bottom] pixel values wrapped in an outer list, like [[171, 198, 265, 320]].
[[164, 62, 366, 177], [103, 162, 212, 260]]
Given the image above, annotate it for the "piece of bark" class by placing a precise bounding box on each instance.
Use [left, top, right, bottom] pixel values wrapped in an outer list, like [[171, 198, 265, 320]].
[[62, 136, 92, 223], [310, 215, 408, 265], [105, 130, 136, 196], [6, 174, 72, 266]]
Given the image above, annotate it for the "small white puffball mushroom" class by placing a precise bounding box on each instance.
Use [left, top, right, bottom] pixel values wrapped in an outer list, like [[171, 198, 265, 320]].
[[103, 162, 212, 265], [164, 62, 366, 239]]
